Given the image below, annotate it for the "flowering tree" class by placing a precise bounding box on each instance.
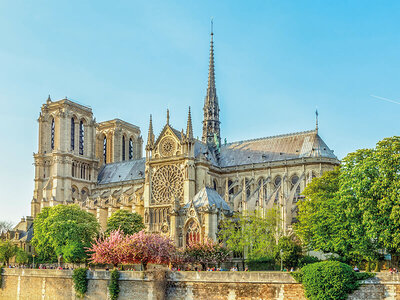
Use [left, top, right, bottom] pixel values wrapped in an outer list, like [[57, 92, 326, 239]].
[[87, 230, 127, 267], [184, 238, 230, 270], [125, 231, 176, 270], [88, 230, 176, 270]]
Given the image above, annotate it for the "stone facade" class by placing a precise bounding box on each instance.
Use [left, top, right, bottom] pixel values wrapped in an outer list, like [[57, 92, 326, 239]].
[[22, 30, 340, 249], [1, 269, 400, 300]]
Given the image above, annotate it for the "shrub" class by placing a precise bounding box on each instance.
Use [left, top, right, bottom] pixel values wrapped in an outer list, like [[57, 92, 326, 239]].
[[109, 269, 120, 300], [247, 257, 277, 271], [298, 255, 320, 268], [291, 261, 374, 300], [274, 236, 302, 269], [72, 268, 88, 298]]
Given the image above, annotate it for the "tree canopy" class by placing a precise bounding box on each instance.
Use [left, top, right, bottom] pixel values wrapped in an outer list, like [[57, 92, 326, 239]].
[[32, 204, 100, 263], [296, 136, 400, 262], [106, 210, 144, 236], [0, 240, 18, 265], [184, 238, 230, 270]]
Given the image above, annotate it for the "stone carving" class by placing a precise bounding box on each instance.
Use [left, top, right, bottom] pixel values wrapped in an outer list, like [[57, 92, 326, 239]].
[[160, 137, 176, 157]]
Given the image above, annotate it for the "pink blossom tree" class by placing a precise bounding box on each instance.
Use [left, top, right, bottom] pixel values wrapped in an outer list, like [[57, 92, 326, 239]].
[[125, 230, 176, 270], [184, 238, 230, 270], [87, 230, 127, 267]]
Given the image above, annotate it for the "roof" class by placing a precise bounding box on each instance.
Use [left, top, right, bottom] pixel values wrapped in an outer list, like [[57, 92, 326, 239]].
[[217, 130, 337, 168], [97, 158, 145, 185], [184, 187, 231, 211]]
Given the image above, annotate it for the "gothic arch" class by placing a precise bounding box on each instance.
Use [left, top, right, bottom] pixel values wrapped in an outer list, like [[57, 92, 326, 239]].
[[184, 218, 201, 246]]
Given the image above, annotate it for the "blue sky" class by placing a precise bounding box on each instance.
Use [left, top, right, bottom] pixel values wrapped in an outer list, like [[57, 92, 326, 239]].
[[0, 1, 399, 224]]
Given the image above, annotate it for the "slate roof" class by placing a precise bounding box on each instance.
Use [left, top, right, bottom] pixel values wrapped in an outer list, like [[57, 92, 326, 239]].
[[217, 130, 337, 168], [97, 158, 145, 185], [184, 187, 231, 211]]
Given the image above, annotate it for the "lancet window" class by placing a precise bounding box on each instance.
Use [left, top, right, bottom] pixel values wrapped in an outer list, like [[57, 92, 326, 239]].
[[122, 136, 126, 161], [79, 121, 84, 155], [129, 138, 133, 160], [51, 118, 55, 150], [70, 118, 75, 150]]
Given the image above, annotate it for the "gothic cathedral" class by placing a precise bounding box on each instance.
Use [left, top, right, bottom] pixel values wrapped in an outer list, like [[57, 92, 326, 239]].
[[30, 30, 339, 248]]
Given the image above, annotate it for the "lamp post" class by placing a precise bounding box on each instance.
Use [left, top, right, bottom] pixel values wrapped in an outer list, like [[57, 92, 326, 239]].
[[280, 249, 283, 271], [32, 254, 35, 269]]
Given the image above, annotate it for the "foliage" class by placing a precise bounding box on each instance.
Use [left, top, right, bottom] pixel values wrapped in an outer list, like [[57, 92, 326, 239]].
[[87, 230, 127, 267], [292, 261, 374, 300], [0, 221, 13, 234], [246, 257, 277, 271], [106, 210, 144, 236], [274, 236, 303, 269], [298, 256, 320, 268], [109, 269, 120, 300], [72, 268, 88, 298], [184, 238, 230, 270], [15, 248, 29, 264], [88, 230, 176, 270], [32, 205, 100, 263], [0, 240, 17, 265], [218, 207, 281, 261]]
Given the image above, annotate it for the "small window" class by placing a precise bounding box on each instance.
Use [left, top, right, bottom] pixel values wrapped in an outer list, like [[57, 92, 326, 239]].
[[213, 180, 217, 190], [129, 138, 133, 160], [51, 118, 55, 150]]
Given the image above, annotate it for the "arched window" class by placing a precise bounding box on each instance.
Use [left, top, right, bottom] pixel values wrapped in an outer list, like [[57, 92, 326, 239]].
[[79, 121, 84, 155], [51, 118, 55, 150], [274, 176, 281, 203], [213, 180, 217, 190], [70, 118, 75, 150], [122, 136, 126, 161], [72, 162, 75, 177], [103, 137, 107, 164], [129, 138, 133, 160], [245, 179, 251, 197], [228, 180, 234, 195], [186, 220, 200, 245]]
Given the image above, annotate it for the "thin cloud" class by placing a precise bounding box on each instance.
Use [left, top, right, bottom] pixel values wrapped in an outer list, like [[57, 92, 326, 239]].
[[371, 95, 400, 105]]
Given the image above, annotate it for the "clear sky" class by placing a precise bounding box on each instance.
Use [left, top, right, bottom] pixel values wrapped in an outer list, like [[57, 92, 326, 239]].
[[0, 1, 399, 224]]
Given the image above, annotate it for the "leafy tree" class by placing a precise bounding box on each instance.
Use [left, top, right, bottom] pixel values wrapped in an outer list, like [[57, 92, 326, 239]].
[[274, 236, 302, 269], [219, 207, 281, 262], [15, 248, 29, 265], [0, 240, 18, 265], [32, 205, 100, 263], [184, 238, 230, 270], [106, 210, 144, 236]]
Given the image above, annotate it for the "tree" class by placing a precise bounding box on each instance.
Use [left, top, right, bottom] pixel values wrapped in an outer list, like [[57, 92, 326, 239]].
[[218, 207, 281, 262], [32, 205, 100, 263], [184, 238, 230, 270], [124, 230, 176, 270], [0, 240, 18, 265], [274, 236, 302, 269], [0, 221, 13, 234], [106, 210, 144, 236], [15, 248, 29, 265], [88, 230, 127, 267]]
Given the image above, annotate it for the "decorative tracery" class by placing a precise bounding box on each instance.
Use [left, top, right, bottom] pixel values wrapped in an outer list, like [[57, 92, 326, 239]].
[[185, 219, 200, 244], [152, 165, 184, 204], [160, 137, 176, 157]]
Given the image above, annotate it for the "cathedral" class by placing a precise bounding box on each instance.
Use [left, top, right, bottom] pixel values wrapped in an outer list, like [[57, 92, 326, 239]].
[[9, 29, 340, 250]]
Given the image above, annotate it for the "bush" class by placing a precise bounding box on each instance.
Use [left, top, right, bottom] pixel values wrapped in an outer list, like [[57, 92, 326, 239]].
[[109, 269, 120, 300], [298, 255, 320, 268], [274, 236, 303, 269], [247, 257, 277, 271], [291, 261, 374, 300], [72, 268, 88, 298]]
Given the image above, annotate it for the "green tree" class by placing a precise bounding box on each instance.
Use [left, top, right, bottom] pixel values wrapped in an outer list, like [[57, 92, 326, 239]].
[[106, 210, 144, 236], [15, 248, 29, 265], [32, 205, 100, 263], [0, 240, 18, 265], [219, 207, 281, 263], [275, 236, 302, 269]]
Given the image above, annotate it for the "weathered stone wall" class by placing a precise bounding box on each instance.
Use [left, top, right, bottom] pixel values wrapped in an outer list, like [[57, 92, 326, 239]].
[[1, 269, 400, 300]]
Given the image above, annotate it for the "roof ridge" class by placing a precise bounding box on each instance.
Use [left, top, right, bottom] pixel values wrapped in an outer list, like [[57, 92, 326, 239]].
[[223, 129, 317, 146]]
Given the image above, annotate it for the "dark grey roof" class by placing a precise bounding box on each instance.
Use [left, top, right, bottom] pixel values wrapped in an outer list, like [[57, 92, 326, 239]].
[[218, 130, 337, 168], [97, 158, 145, 185], [184, 187, 231, 211]]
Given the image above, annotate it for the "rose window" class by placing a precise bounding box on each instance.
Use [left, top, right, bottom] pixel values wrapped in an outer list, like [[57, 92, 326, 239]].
[[160, 137, 176, 157], [152, 165, 184, 204]]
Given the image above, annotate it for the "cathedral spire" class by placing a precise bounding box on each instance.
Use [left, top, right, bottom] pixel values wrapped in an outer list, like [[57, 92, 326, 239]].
[[186, 106, 193, 139], [166, 109, 170, 125], [315, 109, 319, 133], [202, 19, 221, 147], [146, 114, 154, 149]]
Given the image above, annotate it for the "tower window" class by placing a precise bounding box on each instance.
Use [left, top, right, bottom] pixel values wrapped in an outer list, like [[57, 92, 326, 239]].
[[129, 138, 133, 160], [122, 136, 126, 161], [79, 121, 84, 155], [70, 118, 75, 150], [51, 118, 55, 150], [103, 136, 107, 164]]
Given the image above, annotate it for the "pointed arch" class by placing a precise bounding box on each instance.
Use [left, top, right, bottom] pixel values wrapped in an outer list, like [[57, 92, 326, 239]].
[[51, 118, 55, 150], [122, 135, 126, 161], [185, 218, 201, 245], [129, 137, 133, 160], [70, 117, 75, 150], [79, 120, 84, 155]]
